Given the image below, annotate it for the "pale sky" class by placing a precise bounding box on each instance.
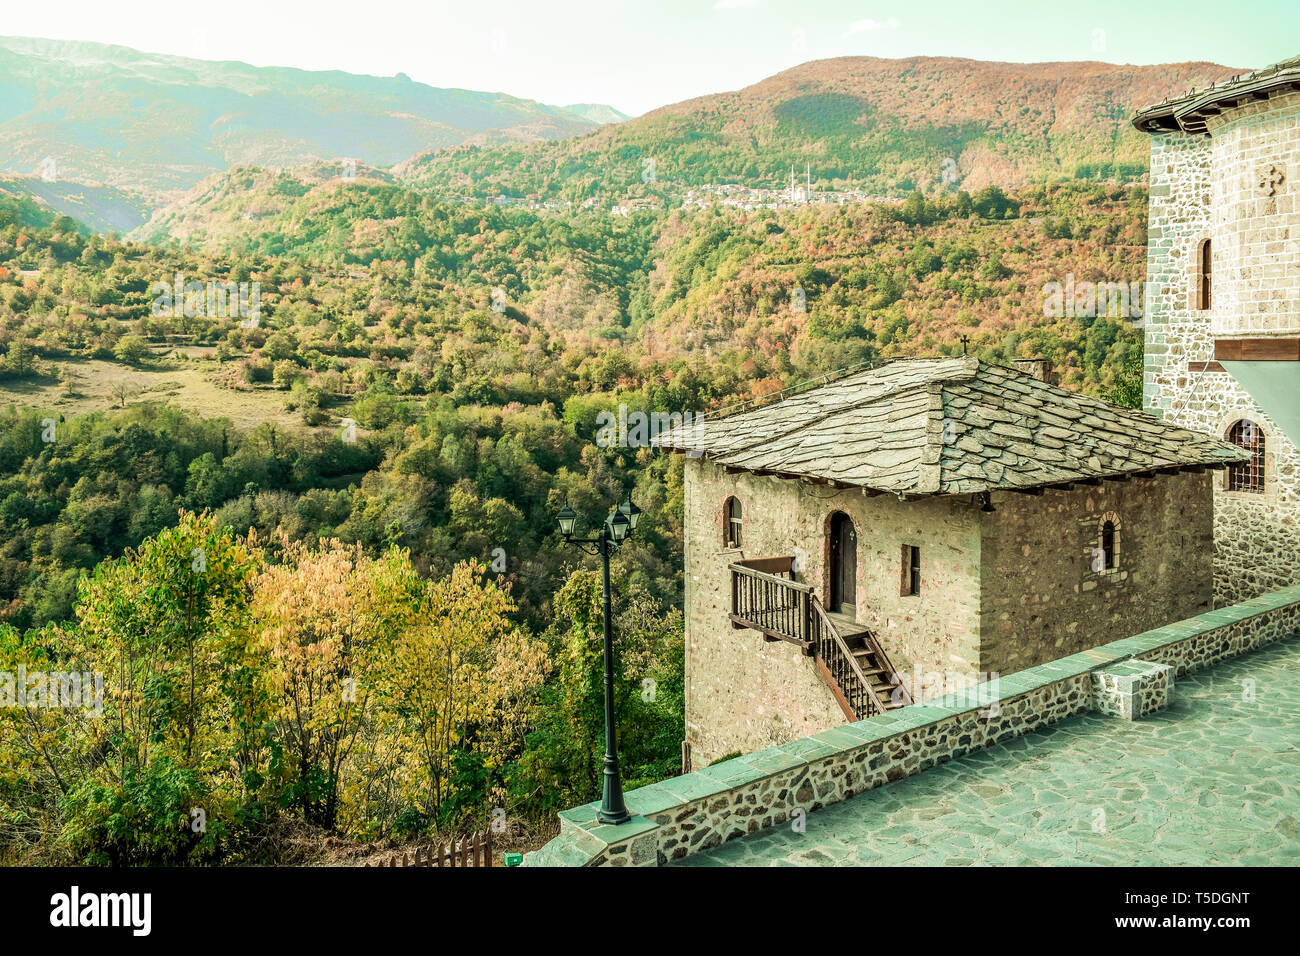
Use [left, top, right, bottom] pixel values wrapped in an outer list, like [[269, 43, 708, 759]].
[[3, 0, 1296, 116]]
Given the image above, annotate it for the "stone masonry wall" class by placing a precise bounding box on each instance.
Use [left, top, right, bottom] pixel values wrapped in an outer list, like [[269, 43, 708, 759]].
[[1143, 103, 1300, 604], [685, 459, 1217, 766], [683, 457, 981, 768], [1204, 90, 1300, 336], [979, 472, 1214, 674]]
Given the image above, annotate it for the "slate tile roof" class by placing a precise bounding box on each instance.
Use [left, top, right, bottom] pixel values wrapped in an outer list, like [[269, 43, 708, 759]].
[[653, 358, 1250, 495], [1132, 54, 1300, 135]]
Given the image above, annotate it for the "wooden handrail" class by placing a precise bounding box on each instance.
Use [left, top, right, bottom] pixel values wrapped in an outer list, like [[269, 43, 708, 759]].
[[861, 629, 913, 707], [808, 596, 884, 718], [729, 561, 812, 592], [732, 555, 800, 577]]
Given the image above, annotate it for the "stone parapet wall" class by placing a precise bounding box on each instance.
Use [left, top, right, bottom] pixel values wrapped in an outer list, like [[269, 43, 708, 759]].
[[1091, 660, 1174, 720], [527, 584, 1300, 867]]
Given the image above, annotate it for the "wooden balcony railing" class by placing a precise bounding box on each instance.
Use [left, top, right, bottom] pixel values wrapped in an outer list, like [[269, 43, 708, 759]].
[[729, 556, 814, 650]]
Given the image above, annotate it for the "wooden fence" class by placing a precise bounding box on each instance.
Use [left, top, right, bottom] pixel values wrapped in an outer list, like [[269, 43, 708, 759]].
[[365, 830, 494, 868]]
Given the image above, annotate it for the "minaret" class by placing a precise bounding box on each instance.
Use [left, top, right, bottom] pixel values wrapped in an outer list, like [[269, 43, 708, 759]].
[[806, 163, 811, 204]]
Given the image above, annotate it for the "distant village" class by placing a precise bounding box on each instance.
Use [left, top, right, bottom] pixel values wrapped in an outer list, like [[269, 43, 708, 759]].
[[679, 178, 898, 212], [457, 165, 902, 216]]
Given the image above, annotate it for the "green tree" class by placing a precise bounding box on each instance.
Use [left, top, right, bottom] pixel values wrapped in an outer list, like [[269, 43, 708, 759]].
[[59, 512, 273, 863], [4, 339, 37, 376], [1103, 348, 1144, 409], [113, 335, 150, 365]]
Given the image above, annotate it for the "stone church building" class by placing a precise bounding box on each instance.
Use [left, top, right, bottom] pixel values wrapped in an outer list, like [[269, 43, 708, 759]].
[[1135, 54, 1300, 605], [656, 358, 1246, 766]]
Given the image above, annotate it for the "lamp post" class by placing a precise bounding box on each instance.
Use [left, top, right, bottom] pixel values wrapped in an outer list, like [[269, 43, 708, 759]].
[[555, 492, 641, 825]]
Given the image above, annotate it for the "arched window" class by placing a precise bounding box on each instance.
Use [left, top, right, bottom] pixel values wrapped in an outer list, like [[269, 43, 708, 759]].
[[724, 496, 742, 548], [1226, 420, 1265, 492], [1094, 512, 1121, 574], [1197, 238, 1212, 310], [1101, 521, 1116, 571]]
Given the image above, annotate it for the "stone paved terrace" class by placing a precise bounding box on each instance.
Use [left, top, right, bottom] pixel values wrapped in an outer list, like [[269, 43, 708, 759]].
[[675, 635, 1300, 866]]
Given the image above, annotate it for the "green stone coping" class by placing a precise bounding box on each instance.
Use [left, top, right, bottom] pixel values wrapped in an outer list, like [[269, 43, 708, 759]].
[[537, 837, 605, 867], [744, 748, 810, 774], [552, 806, 659, 843], [1097, 658, 1169, 678], [584, 817, 659, 845], [810, 727, 870, 749], [838, 721, 893, 742], [654, 770, 735, 802], [775, 738, 837, 760], [624, 785, 686, 818], [530, 583, 1300, 867], [696, 758, 771, 788], [556, 801, 600, 826]]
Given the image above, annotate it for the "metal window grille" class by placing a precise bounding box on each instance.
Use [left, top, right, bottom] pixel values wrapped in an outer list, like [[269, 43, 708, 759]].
[[1227, 420, 1265, 492]]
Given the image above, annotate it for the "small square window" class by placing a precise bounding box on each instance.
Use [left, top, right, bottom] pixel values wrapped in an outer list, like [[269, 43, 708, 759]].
[[901, 545, 921, 596]]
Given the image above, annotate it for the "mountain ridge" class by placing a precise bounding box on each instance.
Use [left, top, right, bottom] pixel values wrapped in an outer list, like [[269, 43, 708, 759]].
[[396, 54, 1240, 199], [0, 35, 621, 221]]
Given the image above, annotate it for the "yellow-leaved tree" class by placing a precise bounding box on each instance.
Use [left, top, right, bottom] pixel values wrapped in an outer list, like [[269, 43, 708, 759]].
[[250, 538, 422, 831], [377, 560, 548, 828]]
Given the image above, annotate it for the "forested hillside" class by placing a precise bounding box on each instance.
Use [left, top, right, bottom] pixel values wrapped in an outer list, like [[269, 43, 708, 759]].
[[394, 56, 1234, 200], [0, 201, 702, 863], [0, 35, 619, 225], [130, 165, 1146, 383], [1, 176, 1144, 629]]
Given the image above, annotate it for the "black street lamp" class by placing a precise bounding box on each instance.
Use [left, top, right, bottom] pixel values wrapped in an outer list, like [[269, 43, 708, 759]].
[[555, 491, 640, 825]]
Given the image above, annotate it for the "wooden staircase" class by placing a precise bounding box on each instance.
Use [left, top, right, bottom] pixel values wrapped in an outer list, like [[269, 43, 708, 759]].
[[825, 613, 911, 717], [729, 556, 912, 722]]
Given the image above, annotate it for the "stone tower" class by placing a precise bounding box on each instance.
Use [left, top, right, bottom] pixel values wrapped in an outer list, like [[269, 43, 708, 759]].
[[1136, 56, 1300, 604]]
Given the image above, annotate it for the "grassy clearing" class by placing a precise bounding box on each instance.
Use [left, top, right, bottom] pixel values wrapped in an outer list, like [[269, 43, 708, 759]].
[[1, 357, 308, 431]]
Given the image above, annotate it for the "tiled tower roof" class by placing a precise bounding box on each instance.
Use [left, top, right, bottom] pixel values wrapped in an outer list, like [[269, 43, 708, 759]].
[[1133, 54, 1300, 135]]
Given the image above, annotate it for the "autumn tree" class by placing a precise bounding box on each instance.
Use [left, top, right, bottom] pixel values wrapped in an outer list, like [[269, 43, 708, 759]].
[[377, 560, 548, 828], [250, 538, 421, 830]]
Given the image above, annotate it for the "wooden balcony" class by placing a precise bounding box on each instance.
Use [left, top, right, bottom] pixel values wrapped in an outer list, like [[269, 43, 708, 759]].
[[728, 555, 913, 719], [729, 555, 814, 650]]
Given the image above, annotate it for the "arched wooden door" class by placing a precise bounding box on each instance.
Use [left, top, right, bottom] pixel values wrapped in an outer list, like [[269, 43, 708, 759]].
[[829, 512, 857, 615]]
